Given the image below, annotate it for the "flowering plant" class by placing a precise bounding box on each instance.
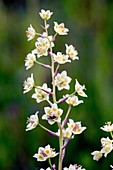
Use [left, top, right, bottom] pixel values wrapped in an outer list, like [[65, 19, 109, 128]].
[[24, 9, 87, 170]]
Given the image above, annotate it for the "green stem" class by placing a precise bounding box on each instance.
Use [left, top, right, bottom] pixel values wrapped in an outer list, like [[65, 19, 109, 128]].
[[44, 19, 56, 103], [48, 158, 52, 168], [58, 122, 63, 170], [39, 123, 58, 137], [62, 105, 71, 127], [51, 56, 56, 103], [110, 131, 113, 138]]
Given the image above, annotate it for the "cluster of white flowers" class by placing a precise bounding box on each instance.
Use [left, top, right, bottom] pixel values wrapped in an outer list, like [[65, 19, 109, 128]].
[[91, 122, 113, 161], [24, 9, 87, 170]]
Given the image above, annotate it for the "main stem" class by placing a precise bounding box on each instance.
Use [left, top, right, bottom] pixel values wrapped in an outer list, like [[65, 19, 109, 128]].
[[58, 122, 63, 170], [44, 20, 62, 169]]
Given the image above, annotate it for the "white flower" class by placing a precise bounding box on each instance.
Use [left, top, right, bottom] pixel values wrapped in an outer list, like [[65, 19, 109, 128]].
[[75, 79, 87, 97], [101, 137, 113, 147], [26, 24, 36, 41], [33, 144, 58, 162], [32, 37, 49, 58], [110, 165, 113, 169], [42, 103, 63, 125], [39, 9, 53, 20], [65, 95, 83, 106], [63, 128, 72, 139], [55, 71, 72, 91], [67, 119, 86, 135], [42, 32, 54, 47], [40, 168, 51, 170], [23, 73, 34, 94], [65, 44, 79, 60], [64, 164, 86, 170], [101, 144, 113, 157], [32, 33, 54, 58], [100, 137, 113, 157], [26, 112, 39, 131], [53, 52, 71, 64], [91, 151, 102, 161], [100, 122, 113, 132], [54, 22, 69, 35], [32, 83, 51, 103], [25, 53, 36, 70]]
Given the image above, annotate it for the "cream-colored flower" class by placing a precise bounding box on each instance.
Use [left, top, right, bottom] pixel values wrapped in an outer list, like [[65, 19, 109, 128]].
[[100, 122, 113, 132], [75, 79, 87, 97], [32, 83, 51, 103], [100, 137, 113, 157], [26, 112, 39, 131], [63, 128, 72, 139], [42, 32, 54, 47], [53, 52, 71, 64], [101, 144, 113, 157], [101, 137, 113, 147], [23, 73, 34, 94], [91, 151, 102, 161], [55, 71, 72, 91], [65, 94, 83, 106], [32, 37, 49, 57], [65, 44, 79, 61], [42, 103, 63, 125], [64, 164, 86, 170], [39, 9, 53, 20], [33, 144, 58, 161], [40, 168, 51, 170], [25, 53, 36, 70], [54, 22, 69, 35], [67, 119, 86, 135], [26, 24, 36, 41]]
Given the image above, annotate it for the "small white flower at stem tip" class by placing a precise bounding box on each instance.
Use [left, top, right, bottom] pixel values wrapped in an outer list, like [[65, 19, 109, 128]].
[[65, 94, 83, 106], [32, 83, 51, 103], [42, 103, 63, 125], [100, 121, 113, 132], [75, 79, 87, 97], [53, 52, 71, 64], [25, 53, 36, 70], [23, 73, 34, 94], [55, 70, 72, 91], [26, 112, 39, 131], [67, 119, 86, 135], [39, 9, 53, 20], [32, 33, 54, 58], [91, 151, 103, 161], [100, 137, 113, 157], [54, 22, 69, 35], [26, 24, 36, 41], [65, 44, 79, 61], [33, 144, 58, 162]]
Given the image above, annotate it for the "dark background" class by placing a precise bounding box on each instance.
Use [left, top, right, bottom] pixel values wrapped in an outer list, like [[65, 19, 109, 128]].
[[0, 0, 113, 169]]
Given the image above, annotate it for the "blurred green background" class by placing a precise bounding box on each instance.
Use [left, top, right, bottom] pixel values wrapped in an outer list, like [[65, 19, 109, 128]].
[[0, 0, 113, 169]]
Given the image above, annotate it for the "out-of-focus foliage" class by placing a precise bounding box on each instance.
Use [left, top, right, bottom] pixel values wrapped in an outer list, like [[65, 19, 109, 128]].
[[0, 0, 113, 169]]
